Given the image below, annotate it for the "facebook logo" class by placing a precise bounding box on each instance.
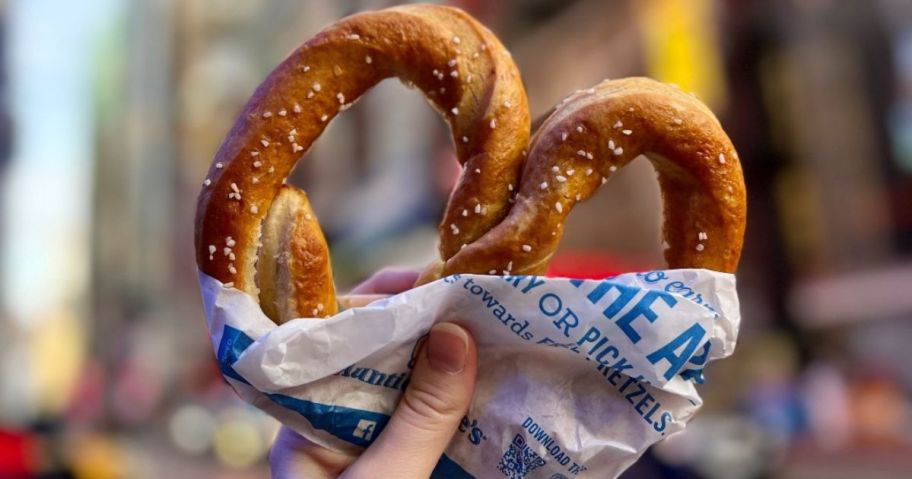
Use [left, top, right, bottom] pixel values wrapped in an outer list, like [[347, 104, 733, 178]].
[[353, 419, 377, 441]]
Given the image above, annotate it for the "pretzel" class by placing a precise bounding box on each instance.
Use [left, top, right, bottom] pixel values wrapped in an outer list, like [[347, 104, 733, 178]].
[[194, 4, 530, 323], [438, 77, 747, 277]]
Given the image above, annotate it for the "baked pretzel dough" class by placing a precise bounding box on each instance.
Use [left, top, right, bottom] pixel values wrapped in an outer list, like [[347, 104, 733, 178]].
[[194, 4, 529, 323], [439, 78, 747, 277], [257, 186, 336, 321]]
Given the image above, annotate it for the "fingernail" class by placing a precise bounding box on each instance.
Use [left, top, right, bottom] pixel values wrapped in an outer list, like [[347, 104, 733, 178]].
[[427, 323, 469, 374]]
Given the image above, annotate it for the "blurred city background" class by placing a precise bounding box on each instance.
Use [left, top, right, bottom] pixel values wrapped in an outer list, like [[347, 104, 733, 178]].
[[1, 0, 911, 477]]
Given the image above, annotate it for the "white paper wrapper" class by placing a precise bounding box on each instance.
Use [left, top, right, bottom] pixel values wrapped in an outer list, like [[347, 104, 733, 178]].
[[199, 269, 740, 478]]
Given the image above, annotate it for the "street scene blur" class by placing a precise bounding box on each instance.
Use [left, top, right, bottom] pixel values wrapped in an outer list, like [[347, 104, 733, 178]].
[[2, 0, 912, 477]]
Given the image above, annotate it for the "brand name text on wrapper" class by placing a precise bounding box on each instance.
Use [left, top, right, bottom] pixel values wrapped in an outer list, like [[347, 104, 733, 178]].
[[445, 273, 715, 437], [449, 274, 710, 383], [335, 365, 411, 391]]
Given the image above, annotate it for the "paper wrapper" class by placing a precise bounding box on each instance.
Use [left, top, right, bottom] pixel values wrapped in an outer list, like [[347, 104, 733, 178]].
[[199, 269, 740, 478]]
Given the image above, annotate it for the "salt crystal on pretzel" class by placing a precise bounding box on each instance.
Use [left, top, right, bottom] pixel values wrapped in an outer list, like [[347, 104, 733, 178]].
[[439, 77, 747, 277], [194, 5, 530, 324]]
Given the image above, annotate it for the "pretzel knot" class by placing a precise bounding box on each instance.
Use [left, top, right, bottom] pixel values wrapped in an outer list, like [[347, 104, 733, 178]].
[[194, 5, 530, 323], [438, 78, 747, 279]]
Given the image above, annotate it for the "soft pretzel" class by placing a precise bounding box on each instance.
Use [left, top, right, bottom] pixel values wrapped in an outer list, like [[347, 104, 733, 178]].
[[257, 186, 337, 321], [438, 77, 747, 277], [194, 4, 530, 323]]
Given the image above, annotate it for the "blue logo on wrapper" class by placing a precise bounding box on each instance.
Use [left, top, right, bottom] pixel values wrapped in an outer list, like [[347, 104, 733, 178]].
[[215, 325, 475, 478]]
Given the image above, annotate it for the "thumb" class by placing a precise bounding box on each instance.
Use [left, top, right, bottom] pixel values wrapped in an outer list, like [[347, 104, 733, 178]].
[[342, 322, 477, 479]]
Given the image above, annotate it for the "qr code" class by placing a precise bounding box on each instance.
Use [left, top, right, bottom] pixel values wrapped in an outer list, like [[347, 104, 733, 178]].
[[497, 434, 547, 478]]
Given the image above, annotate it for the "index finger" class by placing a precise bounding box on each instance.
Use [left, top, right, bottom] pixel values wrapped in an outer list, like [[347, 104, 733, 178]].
[[337, 294, 389, 309], [349, 268, 420, 295]]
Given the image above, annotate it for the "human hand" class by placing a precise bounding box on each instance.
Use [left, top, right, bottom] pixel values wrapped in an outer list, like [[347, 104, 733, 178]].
[[268, 268, 479, 479]]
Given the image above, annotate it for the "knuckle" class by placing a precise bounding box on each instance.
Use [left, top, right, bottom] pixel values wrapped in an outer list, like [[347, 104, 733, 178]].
[[398, 381, 465, 431]]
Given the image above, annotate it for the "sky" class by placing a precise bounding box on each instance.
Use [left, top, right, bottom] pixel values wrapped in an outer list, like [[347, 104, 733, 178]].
[[3, 0, 121, 325]]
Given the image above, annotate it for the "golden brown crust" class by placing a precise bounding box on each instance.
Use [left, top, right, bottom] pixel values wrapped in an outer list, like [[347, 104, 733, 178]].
[[258, 186, 336, 324], [194, 5, 529, 320], [439, 78, 747, 277]]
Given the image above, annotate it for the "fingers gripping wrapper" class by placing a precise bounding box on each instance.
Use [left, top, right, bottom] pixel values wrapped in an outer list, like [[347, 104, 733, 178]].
[[439, 77, 747, 278], [194, 4, 531, 323]]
